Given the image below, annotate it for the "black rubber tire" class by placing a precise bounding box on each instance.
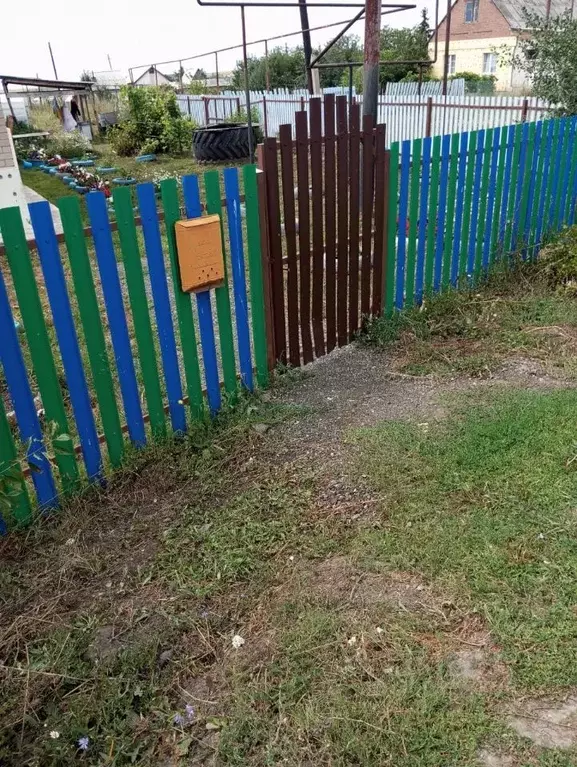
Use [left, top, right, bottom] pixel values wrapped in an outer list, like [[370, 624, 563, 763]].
[[192, 123, 258, 162]]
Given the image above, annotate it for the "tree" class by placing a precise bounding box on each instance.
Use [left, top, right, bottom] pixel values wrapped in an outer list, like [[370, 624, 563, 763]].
[[315, 34, 363, 88], [379, 24, 431, 86], [79, 70, 96, 82], [512, 11, 577, 114], [232, 46, 306, 90]]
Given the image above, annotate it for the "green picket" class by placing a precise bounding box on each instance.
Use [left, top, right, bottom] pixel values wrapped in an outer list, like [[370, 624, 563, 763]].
[[425, 136, 441, 296], [530, 121, 548, 254], [554, 120, 570, 230], [405, 137, 421, 307], [113, 187, 166, 437], [565, 122, 577, 224], [442, 133, 460, 290], [385, 142, 399, 315], [0, 207, 78, 492], [518, 122, 536, 250], [504, 124, 523, 255], [474, 128, 493, 278], [459, 130, 477, 278], [0, 394, 31, 524], [243, 165, 269, 388], [542, 119, 560, 241], [160, 179, 205, 420], [58, 197, 124, 467], [490, 127, 508, 265], [204, 171, 237, 396]]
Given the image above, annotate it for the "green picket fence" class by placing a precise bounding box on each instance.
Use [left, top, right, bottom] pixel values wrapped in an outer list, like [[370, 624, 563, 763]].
[[384, 116, 577, 313], [0, 165, 268, 530]]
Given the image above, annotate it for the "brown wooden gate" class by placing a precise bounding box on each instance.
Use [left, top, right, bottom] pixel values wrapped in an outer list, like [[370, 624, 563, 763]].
[[257, 95, 389, 368]]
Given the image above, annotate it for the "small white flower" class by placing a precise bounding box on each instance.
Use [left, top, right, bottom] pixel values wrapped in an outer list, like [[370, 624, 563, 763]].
[[376, 626, 384, 635], [289, 555, 294, 562], [65, 538, 75, 546], [49, 731, 60, 739], [347, 636, 357, 646], [232, 634, 245, 649], [538, 533, 545, 540]]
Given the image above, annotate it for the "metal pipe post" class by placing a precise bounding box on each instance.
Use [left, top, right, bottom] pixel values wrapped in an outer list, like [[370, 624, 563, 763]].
[[299, 0, 314, 93], [362, 0, 382, 122], [48, 42, 59, 80], [241, 5, 254, 162], [441, 0, 452, 96]]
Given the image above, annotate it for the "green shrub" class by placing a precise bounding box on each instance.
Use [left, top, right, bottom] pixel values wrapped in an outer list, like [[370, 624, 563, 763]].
[[46, 130, 93, 159], [452, 71, 496, 94], [110, 86, 197, 156], [222, 106, 263, 143], [538, 226, 577, 290]]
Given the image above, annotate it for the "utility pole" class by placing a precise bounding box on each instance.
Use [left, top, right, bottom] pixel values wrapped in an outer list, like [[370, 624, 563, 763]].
[[48, 42, 58, 80], [107, 53, 113, 70], [441, 0, 452, 95], [362, 0, 382, 122], [298, 0, 314, 93]]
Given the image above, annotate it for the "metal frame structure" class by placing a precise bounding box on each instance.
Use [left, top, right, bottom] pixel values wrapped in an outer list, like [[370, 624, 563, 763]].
[[194, 0, 415, 160], [0, 75, 95, 124]]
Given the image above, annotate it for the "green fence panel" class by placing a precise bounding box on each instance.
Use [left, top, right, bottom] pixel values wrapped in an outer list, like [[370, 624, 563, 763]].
[[113, 188, 166, 437], [160, 179, 205, 421], [243, 165, 269, 388], [425, 135, 441, 296], [384, 142, 399, 315], [405, 137, 421, 307], [489, 127, 508, 266], [0, 207, 78, 492], [442, 133, 460, 290], [204, 171, 237, 396], [58, 197, 124, 468], [459, 130, 477, 279], [474, 128, 493, 278]]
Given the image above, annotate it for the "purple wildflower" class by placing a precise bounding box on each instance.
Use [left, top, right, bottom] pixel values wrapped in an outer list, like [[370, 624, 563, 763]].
[[185, 704, 195, 721], [77, 736, 89, 751], [173, 713, 185, 726]]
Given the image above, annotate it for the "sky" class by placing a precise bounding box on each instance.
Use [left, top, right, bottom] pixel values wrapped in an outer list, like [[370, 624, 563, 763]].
[[1, 0, 435, 83]]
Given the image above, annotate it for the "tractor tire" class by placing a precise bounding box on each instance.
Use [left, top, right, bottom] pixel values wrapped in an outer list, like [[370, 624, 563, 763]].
[[192, 123, 257, 162]]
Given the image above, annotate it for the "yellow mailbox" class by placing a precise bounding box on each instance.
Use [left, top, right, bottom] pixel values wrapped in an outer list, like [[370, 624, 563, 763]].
[[174, 214, 225, 293]]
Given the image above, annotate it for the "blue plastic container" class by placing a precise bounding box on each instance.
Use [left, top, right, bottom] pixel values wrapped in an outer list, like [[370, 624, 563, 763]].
[[22, 160, 33, 169]]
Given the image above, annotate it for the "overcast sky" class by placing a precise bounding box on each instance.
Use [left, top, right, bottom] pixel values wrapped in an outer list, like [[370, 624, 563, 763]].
[[1, 0, 435, 83]]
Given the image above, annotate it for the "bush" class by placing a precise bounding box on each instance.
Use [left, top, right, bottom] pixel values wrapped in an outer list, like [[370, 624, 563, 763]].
[[452, 71, 496, 94], [538, 226, 577, 290], [109, 86, 198, 156], [46, 130, 93, 159], [222, 107, 263, 143]]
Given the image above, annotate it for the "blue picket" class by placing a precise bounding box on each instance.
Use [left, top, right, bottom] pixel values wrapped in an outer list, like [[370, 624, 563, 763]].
[[0, 269, 57, 506], [29, 201, 102, 481], [499, 124, 516, 245], [137, 183, 186, 433], [549, 118, 566, 231], [535, 118, 555, 252], [434, 133, 451, 291], [86, 191, 146, 447], [467, 129, 485, 275], [559, 117, 575, 229], [181, 174, 222, 416], [523, 121, 542, 259], [482, 127, 501, 271], [415, 135, 431, 304], [223, 168, 253, 391], [512, 121, 529, 251], [395, 139, 411, 310], [451, 131, 469, 285]]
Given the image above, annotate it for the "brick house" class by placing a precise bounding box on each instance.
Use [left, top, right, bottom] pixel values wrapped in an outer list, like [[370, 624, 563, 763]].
[[429, 0, 573, 92]]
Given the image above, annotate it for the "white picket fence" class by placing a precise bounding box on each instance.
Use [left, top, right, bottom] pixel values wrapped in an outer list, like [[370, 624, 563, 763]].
[[177, 91, 553, 146], [384, 79, 465, 97]]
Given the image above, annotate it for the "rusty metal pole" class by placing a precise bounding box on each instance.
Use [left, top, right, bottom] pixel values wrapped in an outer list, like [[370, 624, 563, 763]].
[[441, 0, 452, 96], [241, 5, 254, 162], [264, 39, 271, 92], [299, 0, 314, 93], [362, 0, 382, 122]]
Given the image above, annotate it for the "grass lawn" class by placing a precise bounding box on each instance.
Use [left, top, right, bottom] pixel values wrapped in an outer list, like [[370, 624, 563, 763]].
[[3, 255, 577, 765]]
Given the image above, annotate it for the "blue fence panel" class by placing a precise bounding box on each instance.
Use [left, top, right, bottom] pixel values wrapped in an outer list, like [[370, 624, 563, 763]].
[[224, 167, 254, 391], [535, 118, 555, 251], [137, 183, 187, 433], [416, 135, 431, 304], [181, 174, 222, 416], [395, 139, 411, 309], [86, 191, 146, 447], [467, 129, 485, 275], [29, 201, 102, 481], [483, 126, 501, 271], [434, 133, 451, 291]]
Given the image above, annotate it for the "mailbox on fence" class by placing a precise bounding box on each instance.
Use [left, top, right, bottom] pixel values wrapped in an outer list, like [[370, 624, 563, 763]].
[[174, 214, 225, 292]]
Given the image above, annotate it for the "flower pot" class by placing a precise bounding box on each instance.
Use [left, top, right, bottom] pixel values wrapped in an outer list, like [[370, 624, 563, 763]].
[[112, 177, 136, 186], [72, 159, 95, 167], [96, 167, 117, 174], [135, 154, 156, 163]]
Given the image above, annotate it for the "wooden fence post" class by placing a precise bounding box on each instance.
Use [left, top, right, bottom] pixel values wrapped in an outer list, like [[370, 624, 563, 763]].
[[425, 96, 433, 138], [255, 144, 276, 370], [203, 96, 210, 126]]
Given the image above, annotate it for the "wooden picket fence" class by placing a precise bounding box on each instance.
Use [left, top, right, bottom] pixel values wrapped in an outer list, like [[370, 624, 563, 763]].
[[258, 95, 388, 368], [385, 115, 577, 315], [0, 166, 268, 529]]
